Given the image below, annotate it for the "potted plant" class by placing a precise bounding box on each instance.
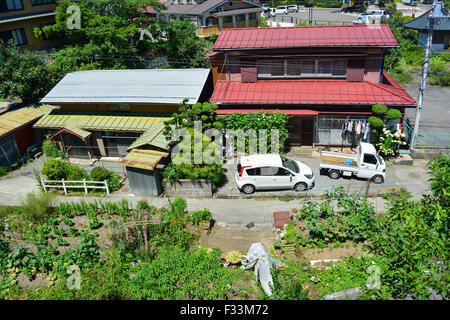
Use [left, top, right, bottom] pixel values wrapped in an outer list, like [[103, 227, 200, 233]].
[[225, 250, 244, 268]]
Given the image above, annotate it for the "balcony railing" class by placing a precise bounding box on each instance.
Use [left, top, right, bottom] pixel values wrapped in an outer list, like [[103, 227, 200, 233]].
[[197, 18, 259, 37]]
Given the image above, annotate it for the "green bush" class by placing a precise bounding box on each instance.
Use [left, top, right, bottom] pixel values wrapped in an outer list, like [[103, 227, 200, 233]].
[[20, 192, 56, 225], [188, 209, 212, 225], [163, 163, 225, 192], [224, 111, 290, 153], [90, 166, 110, 181], [65, 165, 88, 181], [368, 116, 384, 128], [41, 140, 60, 158], [128, 247, 231, 300], [429, 72, 450, 87], [371, 104, 388, 115], [41, 159, 66, 180], [386, 109, 402, 120], [0, 167, 7, 178]]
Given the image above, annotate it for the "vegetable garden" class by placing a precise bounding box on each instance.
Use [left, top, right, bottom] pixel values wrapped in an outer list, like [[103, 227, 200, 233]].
[[0, 156, 448, 300]]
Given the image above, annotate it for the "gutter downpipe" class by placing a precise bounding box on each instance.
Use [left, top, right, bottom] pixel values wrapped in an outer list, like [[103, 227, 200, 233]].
[[222, 51, 231, 104], [378, 48, 385, 84]]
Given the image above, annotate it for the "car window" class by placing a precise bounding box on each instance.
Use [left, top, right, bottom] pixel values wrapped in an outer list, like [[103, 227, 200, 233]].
[[274, 167, 291, 176], [281, 156, 299, 173], [246, 167, 260, 176], [259, 166, 278, 176], [363, 154, 378, 165]]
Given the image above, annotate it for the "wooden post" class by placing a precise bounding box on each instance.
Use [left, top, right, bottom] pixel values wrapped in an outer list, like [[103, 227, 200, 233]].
[[83, 179, 88, 194], [62, 178, 67, 194], [41, 176, 47, 192], [105, 180, 110, 195]]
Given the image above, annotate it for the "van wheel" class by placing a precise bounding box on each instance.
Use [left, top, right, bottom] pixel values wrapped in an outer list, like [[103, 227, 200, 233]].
[[372, 175, 384, 184], [294, 182, 308, 192], [241, 184, 255, 194], [328, 170, 341, 179]]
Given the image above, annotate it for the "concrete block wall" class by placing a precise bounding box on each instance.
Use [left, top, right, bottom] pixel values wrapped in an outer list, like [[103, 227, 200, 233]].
[[165, 179, 212, 198]]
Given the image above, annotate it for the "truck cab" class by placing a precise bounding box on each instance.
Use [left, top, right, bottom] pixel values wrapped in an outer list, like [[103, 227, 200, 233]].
[[319, 142, 386, 184]]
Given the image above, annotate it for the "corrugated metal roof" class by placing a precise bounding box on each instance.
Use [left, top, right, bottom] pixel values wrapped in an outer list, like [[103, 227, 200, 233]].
[[121, 149, 169, 170], [210, 77, 416, 106], [213, 24, 398, 50], [34, 110, 171, 150], [404, 6, 450, 31], [0, 105, 55, 138], [41, 69, 211, 105]]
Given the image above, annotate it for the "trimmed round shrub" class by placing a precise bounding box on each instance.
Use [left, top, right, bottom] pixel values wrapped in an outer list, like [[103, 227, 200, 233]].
[[42, 158, 66, 180], [386, 109, 402, 120], [368, 116, 384, 128], [90, 166, 111, 182], [65, 164, 88, 181], [372, 104, 388, 115]]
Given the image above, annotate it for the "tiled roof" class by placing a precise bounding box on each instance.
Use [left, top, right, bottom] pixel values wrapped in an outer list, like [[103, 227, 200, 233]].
[[0, 105, 55, 138], [404, 4, 450, 31], [210, 77, 416, 106], [34, 110, 171, 150], [213, 24, 398, 50]]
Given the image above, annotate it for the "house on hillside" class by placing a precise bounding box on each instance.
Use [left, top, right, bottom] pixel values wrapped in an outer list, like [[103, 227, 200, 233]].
[[152, 0, 263, 37], [209, 24, 417, 147], [0, 0, 58, 50], [404, 2, 450, 50], [34, 68, 212, 161]]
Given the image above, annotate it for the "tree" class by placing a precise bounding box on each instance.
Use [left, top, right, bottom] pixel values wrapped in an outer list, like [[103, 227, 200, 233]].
[[0, 40, 58, 104], [162, 20, 208, 68], [37, 0, 164, 74]]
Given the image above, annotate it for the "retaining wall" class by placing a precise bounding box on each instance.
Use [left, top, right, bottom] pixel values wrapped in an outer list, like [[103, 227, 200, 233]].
[[165, 179, 212, 198]]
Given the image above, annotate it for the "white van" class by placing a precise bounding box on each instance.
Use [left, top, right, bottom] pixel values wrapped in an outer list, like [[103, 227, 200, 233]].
[[235, 154, 315, 194], [276, 6, 289, 15]]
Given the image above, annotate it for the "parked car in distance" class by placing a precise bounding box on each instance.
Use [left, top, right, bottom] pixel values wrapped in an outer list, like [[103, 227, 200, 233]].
[[319, 142, 386, 184], [354, 9, 391, 24], [235, 154, 315, 194], [402, 0, 419, 5], [269, 7, 276, 17], [275, 6, 289, 15], [287, 5, 299, 12]]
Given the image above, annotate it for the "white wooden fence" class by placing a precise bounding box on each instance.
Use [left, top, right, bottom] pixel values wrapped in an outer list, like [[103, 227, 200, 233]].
[[41, 177, 110, 195]]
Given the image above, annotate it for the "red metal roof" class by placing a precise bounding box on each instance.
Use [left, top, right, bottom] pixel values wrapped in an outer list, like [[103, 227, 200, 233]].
[[210, 78, 416, 106], [215, 109, 318, 115], [213, 25, 398, 50]]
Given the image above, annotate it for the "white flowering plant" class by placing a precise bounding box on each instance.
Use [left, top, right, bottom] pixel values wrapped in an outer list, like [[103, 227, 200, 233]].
[[374, 126, 407, 159]]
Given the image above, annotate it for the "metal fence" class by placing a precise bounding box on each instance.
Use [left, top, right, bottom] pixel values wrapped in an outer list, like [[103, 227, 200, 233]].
[[402, 119, 450, 149], [413, 133, 450, 149]]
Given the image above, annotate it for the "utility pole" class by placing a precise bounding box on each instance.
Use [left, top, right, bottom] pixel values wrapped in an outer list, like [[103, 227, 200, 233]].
[[309, 0, 313, 24], [412, 0, 440, 147]]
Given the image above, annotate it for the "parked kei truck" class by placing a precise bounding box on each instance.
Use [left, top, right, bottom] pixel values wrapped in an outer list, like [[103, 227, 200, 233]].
[[319, 142, 386, 184]]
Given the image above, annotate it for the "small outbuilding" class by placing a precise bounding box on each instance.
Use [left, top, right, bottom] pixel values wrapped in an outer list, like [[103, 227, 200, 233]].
[[0, 105, 54, 167], [120, 149, 169, 197]]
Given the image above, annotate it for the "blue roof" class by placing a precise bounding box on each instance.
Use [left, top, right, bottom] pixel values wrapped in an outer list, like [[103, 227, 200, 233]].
[[404, 4, 450, 31]]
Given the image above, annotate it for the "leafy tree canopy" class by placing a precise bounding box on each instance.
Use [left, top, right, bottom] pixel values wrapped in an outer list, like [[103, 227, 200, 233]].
[[0, 40, 58, 104]]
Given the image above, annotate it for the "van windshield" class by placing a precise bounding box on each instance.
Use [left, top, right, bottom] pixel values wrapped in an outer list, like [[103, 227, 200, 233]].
[[281, 156, 299, 173]]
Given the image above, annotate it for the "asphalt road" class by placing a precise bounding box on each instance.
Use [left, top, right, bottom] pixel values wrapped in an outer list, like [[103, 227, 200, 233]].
[[266, 4, 432, 25]]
